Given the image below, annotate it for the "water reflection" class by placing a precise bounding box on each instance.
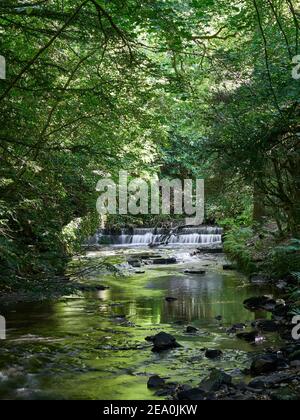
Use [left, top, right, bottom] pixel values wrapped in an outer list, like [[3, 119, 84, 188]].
[[0, 251, 279, 400]]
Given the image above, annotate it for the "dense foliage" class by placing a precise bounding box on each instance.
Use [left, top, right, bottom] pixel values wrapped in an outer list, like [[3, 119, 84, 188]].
[[0, 0, 299, 289]]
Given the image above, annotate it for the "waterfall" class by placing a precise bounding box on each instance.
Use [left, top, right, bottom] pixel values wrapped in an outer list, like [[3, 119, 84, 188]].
[[90, 227, 223, 246]]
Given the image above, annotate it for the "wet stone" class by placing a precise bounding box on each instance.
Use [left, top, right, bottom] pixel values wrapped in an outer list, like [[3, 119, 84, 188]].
[[150, 332, 181, 352], [186, 326, 198, 334], [147, 375, 166, 390], [205, 349, 223, 359]]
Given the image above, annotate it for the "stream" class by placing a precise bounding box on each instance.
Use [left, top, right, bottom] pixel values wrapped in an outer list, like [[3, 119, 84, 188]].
[[0, 245, 281, 400]]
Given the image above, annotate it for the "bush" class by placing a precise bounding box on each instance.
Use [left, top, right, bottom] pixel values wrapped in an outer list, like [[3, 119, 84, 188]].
[[267, 239, 300, 278], [223, 227, 257, 274]]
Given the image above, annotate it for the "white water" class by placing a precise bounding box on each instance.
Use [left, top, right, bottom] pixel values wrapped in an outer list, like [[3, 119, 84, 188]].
[[89, 227, 223, 246]]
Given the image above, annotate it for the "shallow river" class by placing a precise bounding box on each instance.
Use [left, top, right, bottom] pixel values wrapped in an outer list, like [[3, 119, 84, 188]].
[[0, 247, 279, 400]]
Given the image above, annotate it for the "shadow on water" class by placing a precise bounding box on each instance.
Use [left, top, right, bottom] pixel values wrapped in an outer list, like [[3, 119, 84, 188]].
[[0, 248, 280, 400]]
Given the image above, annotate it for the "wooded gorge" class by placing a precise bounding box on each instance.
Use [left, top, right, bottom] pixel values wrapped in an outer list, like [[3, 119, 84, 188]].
[[0, 0, 300, 403], [0, 0, 299, 283]]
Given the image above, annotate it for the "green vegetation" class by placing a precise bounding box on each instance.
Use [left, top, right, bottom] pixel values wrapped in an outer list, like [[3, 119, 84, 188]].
[[0, 0, 299, 292]]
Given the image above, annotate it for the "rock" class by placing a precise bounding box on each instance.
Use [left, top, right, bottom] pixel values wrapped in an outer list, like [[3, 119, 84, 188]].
[[226, 323, 246, 334], [151, 332, 181, 352], [78, 284, 109, 291], [272, 303, 289, 317], [138, 254, 162, 260], [251, 320, 279, 332], [151, 257, 177, 265], [233, 323, 246, 329], [165, 297, 178, 302], [135, 270, 145, 274], [236, 331, 259, 342], [248, 372, 297, 389], [176, 388, 207, 401], [186, 326, 198, 334], [199, 369, 232, 392], [184, 269, 206, 275], [147, 375, 166, 390], [223, 264, 236, 270], [196, 248, 223, 254], [243, 296, 276, 312], [155, 383, 180, 397], [205, 349, 223, 359], [250, 354, 279, 375], [145, 336, 155, 342], [247, 378, 266, 389], [128, 259, 142, 268], [215, 315, 223, 321]]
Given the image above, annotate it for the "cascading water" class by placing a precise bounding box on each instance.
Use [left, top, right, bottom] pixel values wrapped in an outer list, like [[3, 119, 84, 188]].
[[88, 227, 223, 246]]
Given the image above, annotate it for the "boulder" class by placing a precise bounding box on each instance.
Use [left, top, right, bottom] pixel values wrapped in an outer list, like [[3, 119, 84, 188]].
[[248, 372, 297, 389], [147, 375, 166, 390], [150, 332, 181, 352], [272, 303, 289, 317], [205, 349, 223, 359], [199, 369, 232, 392], [236, 331, 259, 343], [251, 320, 279, 332], [243, 296, 276, 312], [186, 326, 198, 334], [250, 354, 279, 375]]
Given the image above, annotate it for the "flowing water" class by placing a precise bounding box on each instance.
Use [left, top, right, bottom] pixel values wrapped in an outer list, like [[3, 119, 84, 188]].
[[0, 244, 280, 400], [89, 227, 223, 246]]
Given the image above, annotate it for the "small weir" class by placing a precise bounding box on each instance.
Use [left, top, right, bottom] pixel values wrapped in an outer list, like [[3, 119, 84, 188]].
[[88, 227, 223, 246]]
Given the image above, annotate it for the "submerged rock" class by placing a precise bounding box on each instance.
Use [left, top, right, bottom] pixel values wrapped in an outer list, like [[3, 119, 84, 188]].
[[184, 269, 206, 275], [150, 332, 181, 352], [151, 257, 177, 265], [199, 369, 232, 392], [205, 349, 223, 359], [147, 375, 166, 389], [165, 297, 178, 302]]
